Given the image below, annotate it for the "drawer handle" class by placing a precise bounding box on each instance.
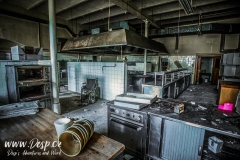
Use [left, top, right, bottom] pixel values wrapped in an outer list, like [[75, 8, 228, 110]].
[[110, 118, 142, 131], [198, 145, 203, 156]]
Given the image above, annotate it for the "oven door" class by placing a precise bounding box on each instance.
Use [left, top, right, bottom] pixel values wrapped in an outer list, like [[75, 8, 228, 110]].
[[109, 117, 144, 157]]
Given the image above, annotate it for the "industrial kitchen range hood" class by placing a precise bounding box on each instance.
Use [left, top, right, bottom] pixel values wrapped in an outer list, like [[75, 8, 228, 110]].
[[61, 29, 168, 55]]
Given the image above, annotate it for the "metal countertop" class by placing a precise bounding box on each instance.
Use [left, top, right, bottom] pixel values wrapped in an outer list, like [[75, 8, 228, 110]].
[[142, 99, 240, 138]]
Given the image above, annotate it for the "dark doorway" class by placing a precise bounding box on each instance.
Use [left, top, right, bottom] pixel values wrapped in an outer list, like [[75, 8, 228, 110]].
[[211, 56, 221, 85], [194, 54, 222, 85]]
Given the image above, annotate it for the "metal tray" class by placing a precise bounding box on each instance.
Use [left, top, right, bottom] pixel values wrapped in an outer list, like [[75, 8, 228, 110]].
[[114, 100, 148, 110], [115, 93, 157, 104]]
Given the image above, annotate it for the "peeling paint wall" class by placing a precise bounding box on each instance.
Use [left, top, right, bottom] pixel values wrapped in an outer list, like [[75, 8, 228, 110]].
[[40, 24, 72, 49], [0, 14, 72, 49], [0, 15, 40, 47], [154, 34, 239, 56]]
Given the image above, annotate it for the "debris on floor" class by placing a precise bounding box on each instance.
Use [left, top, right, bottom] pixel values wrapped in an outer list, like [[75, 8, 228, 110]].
[[191, 101, 196, 105], [198, 105, 207, 110], [177, 83, 218, 105], [211, 121, 218, 126]]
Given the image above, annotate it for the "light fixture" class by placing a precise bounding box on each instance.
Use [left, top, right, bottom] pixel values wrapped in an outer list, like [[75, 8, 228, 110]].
[[178, 0, 194, 15]]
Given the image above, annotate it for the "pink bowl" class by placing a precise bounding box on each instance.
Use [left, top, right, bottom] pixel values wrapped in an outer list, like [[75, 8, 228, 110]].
[[223, 102, 233, 111], [218, 104, 224, 110]]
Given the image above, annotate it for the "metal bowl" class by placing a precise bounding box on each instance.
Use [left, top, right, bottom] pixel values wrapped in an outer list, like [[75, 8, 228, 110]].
[[59, 130, 82, 157]]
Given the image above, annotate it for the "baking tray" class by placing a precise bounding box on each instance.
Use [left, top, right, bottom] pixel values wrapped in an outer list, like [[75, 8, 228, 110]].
[[115, 93, 157, 104], [114, 100, 148, 110]]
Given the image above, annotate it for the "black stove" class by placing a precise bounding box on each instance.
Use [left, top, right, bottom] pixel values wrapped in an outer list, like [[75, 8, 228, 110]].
[[107, 101, 148, 159], [107, 99, 181, 160]]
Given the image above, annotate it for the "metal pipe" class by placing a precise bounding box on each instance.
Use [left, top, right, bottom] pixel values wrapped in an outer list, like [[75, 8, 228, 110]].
[[220, 34, 225, 52], [154, 72, 157, 86], [162, 74, 164, 86], [143, 20, 148, 75], [48, 0, 61, 114]]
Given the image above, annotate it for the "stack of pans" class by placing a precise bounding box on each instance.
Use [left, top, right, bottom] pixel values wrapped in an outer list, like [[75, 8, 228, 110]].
[[59, 119, 94, 157]]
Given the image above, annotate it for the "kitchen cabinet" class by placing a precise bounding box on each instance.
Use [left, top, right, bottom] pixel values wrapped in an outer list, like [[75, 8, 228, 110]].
[[222, 54, 227, 65], [226, 53, 234, 65], [146, 111, 240, 160], [161, 120, 204, 160], [148, 116, 163, 158], [147, 115, 204, 160], [142, 69, 191, 98], [233, 53, 240, 65], [223, 65, 236, 76], [222, 53, 240, 65], [222, 53, 240, 77]]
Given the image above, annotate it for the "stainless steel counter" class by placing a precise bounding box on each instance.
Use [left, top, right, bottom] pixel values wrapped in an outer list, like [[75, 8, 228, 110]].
[[143, 99, 240, 138]]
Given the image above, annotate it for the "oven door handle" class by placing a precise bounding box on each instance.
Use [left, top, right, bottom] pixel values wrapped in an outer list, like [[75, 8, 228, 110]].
[[110, 117, 142, 131]]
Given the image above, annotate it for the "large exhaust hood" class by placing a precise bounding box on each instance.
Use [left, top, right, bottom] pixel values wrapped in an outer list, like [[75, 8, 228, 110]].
[[61, 29, 168, 55]]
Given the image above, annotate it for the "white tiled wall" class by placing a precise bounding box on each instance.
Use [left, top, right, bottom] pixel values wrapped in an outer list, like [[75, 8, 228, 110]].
[[0, 60, 50, 105], [68, 62, 126, 101]]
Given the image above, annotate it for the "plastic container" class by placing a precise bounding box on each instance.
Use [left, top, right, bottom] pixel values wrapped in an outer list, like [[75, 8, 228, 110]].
[[218, 102, 233, 112], [208, 136, 223, 153], [223, 102, 233, 111]]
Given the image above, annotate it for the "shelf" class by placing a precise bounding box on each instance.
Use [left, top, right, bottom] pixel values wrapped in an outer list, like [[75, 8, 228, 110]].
[[20, 94, 50, 102], [18, 79, 49, 86], [222, 64, 240, 66]]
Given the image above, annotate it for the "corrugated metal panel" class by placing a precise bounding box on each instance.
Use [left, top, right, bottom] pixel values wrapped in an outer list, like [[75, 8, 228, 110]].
[[148, 116, 162, 158], [161, 120, 205, 160]]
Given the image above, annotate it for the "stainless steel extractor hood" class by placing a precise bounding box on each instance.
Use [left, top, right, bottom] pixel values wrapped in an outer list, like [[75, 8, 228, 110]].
[[61, 29, 168, 54]]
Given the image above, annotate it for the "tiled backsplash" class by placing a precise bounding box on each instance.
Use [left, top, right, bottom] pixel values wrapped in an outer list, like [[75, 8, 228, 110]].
[[161, 56, 196, 83], [68, 62, 126, 101]]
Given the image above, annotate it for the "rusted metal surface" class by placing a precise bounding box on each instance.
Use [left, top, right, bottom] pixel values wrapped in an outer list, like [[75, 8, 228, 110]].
[[61, 29, 168, 54], [17, 79, 49, 86], [0, 108, 124, 160]]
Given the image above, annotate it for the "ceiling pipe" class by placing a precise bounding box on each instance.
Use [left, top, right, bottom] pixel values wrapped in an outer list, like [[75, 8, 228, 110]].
[[178, 0, 194, 15], [144, 20, 149, 75], [174, 35, 179, 54], [48, 0, 61, 114]]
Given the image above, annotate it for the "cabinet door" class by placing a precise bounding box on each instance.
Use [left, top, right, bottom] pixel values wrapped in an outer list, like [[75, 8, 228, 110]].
[[226, 53, 234, 65], [161, 120, 205, 160], [233, 53, 240, 65], [148, 115, 163, 158], [222, 54, 227, 65], [223, 65, 236, 76]]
